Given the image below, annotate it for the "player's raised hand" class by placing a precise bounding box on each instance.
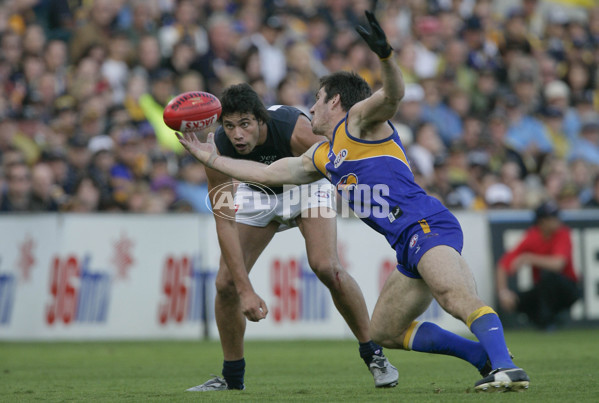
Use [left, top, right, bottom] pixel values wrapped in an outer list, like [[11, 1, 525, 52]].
[[176, 131, 219, 167], [355, 1, 392, 59]]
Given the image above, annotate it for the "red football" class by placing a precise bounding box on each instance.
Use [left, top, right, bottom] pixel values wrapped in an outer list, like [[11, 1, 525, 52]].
[[163, 91, 222, 132]]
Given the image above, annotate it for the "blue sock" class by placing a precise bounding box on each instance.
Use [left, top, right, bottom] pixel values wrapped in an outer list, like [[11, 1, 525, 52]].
[[222, 358, 245, 390], [407, 321, 487, 371], [468, 307, 516, 370], [359, 340, 383, 365]]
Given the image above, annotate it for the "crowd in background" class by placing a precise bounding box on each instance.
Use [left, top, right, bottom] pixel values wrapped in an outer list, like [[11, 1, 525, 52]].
[[0, 0, 598, 214]]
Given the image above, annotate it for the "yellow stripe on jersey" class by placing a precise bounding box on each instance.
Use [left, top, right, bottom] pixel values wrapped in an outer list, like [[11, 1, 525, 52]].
[[313, 141, 331, 176], [418, 219, 430, 234], [332, 123, 410, 169], [466, 306, 497, 329]]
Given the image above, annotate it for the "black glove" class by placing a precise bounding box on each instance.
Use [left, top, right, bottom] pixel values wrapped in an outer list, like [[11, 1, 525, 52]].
[[355, 9, 392, 59]]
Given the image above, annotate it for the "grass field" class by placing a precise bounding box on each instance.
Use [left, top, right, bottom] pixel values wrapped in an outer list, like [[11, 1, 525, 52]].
[[1, 328, 597, 402]]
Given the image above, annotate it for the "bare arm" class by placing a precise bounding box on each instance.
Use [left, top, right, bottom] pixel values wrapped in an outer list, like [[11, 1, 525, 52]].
[[348, 8, 405, 138], [177, 131, 323, 186], [206, 168, 268, 321], [496, 264, 518, 312], [350, 57, 405, 130], [510, 253, 567, 273]]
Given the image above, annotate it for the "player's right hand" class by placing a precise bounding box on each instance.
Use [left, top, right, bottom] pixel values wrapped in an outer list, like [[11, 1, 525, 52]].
[[176, 131, 219, 167], [355, 2, 392, 59], [240, 290, 269, 322]]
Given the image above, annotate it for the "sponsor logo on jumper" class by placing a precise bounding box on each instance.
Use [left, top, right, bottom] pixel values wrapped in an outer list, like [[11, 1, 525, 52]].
[[334, 149, 348, 168]]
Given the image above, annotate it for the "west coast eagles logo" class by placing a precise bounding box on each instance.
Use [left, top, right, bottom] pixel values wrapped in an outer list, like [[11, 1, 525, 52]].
[[336, 173, 358, 192]]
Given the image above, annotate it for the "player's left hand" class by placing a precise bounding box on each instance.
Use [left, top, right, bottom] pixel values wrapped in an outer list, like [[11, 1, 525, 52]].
[[176, 131, 219, 167], [355, 2, 392, 59]]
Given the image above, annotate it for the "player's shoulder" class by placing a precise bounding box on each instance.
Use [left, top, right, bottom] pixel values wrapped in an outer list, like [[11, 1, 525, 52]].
[[267, 105, 306, 121]]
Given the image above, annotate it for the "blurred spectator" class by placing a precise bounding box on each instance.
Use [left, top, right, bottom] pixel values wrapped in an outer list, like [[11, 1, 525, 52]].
[[568, 118, 599, 167], [63, 135, 91, 195], [176, 156, 211, 214], [138, 69, 183, 153], [191, 13, 240, 95], [23, 24, 46, 57], [421, 77, 464, 146], [69, 0, 117, 63], [413, 16, 441, 79], [87, 135, 116, 208], [110, 127, 144, 205], [395, 83, 425, 132], [556, 181, 582, 210], [407, 122, 445, 186], [102, 31, 133, 104], [237, 13, 287, 90], [436, 38, 475, 92], [64, 176, 101, 212], [29, 162, 62, 211], [285, 41, 320, 107], [496, 200, 580, 330], [123, 0, 158, 48], [150, 175, 178, 211], [0, 161, 31, 212], [504, 95, 552, 174], [166, 39, 197, 77], [0, 0, 597, 215], [484, 108, 528, 179], [157, 0, 208, 59], [584, 174, 599, 208], [462, 16, 500, 72], [543, 80, 579, 143], [132, 35, 162, 80], [540, 106, 569, 160], [276, 73, 310, 115], [485, 182, 513, 209]]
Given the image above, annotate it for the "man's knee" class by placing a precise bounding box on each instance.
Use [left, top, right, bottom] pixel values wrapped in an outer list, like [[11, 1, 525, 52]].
[[309, 258, 343, 288], [214, 272, 237, 300], [370, 317, 410, 349], [435, 288, 481, 323]]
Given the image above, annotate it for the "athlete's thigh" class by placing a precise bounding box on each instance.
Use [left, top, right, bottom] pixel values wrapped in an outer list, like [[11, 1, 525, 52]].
[[296, 208, 338, 266], [417, 245, 481, 320], [371, 270, 432, 337], [236, 221, 280, 272]]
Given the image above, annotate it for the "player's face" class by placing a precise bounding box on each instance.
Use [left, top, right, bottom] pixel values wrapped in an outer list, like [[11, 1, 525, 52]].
[[221, 112, 264, 154], [309, 88, 332, 138]]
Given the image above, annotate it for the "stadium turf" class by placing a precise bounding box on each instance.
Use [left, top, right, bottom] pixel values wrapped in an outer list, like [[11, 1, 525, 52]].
[[1, 328, 597, 402]]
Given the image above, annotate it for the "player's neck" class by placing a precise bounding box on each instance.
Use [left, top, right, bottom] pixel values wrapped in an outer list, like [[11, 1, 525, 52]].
[[257, 122, 268, 145]]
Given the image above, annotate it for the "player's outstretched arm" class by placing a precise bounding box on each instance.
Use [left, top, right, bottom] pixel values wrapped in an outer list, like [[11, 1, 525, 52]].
[[177, 131, 321, 186], [352, 7, 404, 127]]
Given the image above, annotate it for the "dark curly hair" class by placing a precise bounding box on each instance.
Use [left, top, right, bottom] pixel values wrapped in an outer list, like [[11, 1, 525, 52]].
[[219, 83, 270, 124]]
